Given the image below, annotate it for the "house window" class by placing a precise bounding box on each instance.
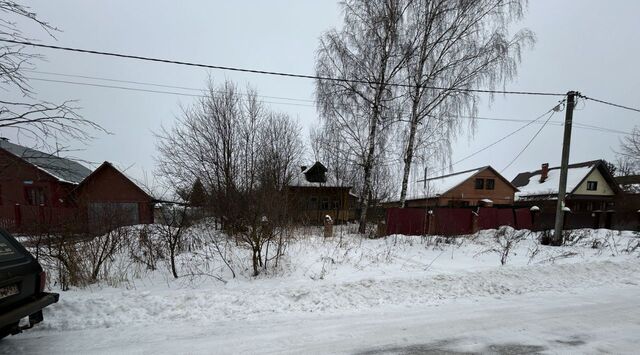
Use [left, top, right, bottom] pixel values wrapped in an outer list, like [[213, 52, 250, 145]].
[[486, 179, 495, 190], [24, 186, 46, 206], [474, 178, 484, 189], [309, 197, 318, 210], [321, 197, 329, 210], [586, 181, 598, 191], [331, 200, 340, 209]]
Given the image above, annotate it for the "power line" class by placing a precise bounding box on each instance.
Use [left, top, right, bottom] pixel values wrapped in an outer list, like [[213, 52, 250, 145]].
[[26, 70, 316, 103], [2, 38, 567, 97], [26, 77, 316, 108], [28, 74, 629, 136], [500, 110, 557, 173], [416, 100, 565, 179], [578, 94, 640, 114]]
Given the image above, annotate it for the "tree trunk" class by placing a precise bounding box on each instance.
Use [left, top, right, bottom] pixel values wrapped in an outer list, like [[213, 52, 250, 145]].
[[358, 111, 380, 234], [252, 248, 260, 277], [169, 246, 178, 279], [399, 102, 421, 208]]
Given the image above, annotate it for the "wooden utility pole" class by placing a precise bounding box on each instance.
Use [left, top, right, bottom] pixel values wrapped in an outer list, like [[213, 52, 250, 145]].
[[552, 91, 578, 245]]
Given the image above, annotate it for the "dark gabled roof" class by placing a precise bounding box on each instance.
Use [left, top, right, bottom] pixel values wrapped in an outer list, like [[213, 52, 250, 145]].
[[511, 159, 620, 197], [0, 139, 91, 184], [290, 161, 351, 188], [72, 161, 154, 200]]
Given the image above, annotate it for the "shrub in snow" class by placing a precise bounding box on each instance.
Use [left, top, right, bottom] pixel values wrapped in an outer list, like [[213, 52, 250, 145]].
[[482, 226, 530, 266]]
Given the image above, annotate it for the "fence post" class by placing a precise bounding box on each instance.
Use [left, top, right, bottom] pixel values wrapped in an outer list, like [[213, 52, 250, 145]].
[[323, 215, 333, 238], [530, 206, 540, 230], [471, 209, 479, 233]]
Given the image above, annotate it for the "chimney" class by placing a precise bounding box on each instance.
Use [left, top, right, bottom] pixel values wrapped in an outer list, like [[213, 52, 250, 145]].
[[539, 163, 549, 183]]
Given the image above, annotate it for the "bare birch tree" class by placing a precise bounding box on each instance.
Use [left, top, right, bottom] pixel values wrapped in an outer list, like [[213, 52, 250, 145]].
[[316, 0, 410, 233], [397, 0, 535, 207]]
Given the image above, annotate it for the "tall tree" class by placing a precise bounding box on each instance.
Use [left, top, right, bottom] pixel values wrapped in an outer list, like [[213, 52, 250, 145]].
[[156, 79, 304, 276], [316, 0, 410, 233], [397, 0, 534, 207]]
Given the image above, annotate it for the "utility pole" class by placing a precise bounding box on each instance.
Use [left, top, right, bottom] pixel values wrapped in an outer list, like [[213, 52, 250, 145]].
[[552, 91, 578, 245]]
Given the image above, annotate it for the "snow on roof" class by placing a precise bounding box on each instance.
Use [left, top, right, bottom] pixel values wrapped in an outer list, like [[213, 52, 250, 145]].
[[289, 172, 349, 188], [400, 167, 484, 201], [0, 139, 92, 184], [513, 164, 595, 199]]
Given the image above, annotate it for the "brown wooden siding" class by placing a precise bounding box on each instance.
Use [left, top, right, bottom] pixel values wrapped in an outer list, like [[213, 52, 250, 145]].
[[287, 186, 356, 224]]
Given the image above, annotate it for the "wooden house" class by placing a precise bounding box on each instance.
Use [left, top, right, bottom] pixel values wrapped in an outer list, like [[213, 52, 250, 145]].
[[286, 162, 356, 224], [71, 162, 155, 227], [0, 138, 91, 230], [386, 166, 518, 208], [0, 138, 154, 231]]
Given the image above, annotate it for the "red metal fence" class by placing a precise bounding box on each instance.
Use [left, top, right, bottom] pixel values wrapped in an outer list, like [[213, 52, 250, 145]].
[[386, 207, 534, 236], [385, 207, 429, 236]]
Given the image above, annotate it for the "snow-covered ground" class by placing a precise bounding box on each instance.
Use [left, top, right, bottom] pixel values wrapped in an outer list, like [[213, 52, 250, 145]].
[[2, 227, 639, 354]]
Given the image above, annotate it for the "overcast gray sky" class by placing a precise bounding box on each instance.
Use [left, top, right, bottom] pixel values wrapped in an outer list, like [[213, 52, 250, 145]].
[[7, 0, 640, 185]]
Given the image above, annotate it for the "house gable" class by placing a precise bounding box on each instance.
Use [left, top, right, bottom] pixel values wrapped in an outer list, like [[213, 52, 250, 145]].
[[441, 167, 518, 206], [303, 162, 328, 183], [397, 166, 517, 207], [73, 162, 153, 203], [572, 167, 615, 196]]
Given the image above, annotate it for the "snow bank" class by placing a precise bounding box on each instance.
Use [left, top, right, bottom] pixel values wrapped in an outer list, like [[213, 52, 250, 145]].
[[33, 227, 640, 332]]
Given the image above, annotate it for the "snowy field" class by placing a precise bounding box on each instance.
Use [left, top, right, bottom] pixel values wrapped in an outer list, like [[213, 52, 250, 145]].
[[2, 226, 639, 354]]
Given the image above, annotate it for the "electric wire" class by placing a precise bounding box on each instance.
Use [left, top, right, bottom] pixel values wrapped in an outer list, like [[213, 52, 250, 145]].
[[27, 73, 627, 136], [415, 101, 565, 180], [500, 110, 557, 173], [2, 38, 567, 96], [578, 94, 640, 114]]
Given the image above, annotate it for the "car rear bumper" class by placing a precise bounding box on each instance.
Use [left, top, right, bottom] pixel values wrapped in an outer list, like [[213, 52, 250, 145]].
[[0, 292, 59, 329]]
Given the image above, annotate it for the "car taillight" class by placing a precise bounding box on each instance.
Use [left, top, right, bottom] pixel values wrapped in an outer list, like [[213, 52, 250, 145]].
[[39, 271, 46, 292]]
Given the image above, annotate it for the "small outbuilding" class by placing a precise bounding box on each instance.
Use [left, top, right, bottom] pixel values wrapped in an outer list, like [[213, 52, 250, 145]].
[[72, 162, 155, 227]]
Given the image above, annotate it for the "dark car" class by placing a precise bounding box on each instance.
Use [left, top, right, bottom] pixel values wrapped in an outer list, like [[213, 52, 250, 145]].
[[0, 229, 59, 338]]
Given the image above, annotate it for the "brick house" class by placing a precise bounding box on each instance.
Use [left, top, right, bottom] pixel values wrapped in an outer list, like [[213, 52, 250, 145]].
[[286, 162, 356, 224], [386, 166, 519, 208], [0, 139, 154, 231]]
